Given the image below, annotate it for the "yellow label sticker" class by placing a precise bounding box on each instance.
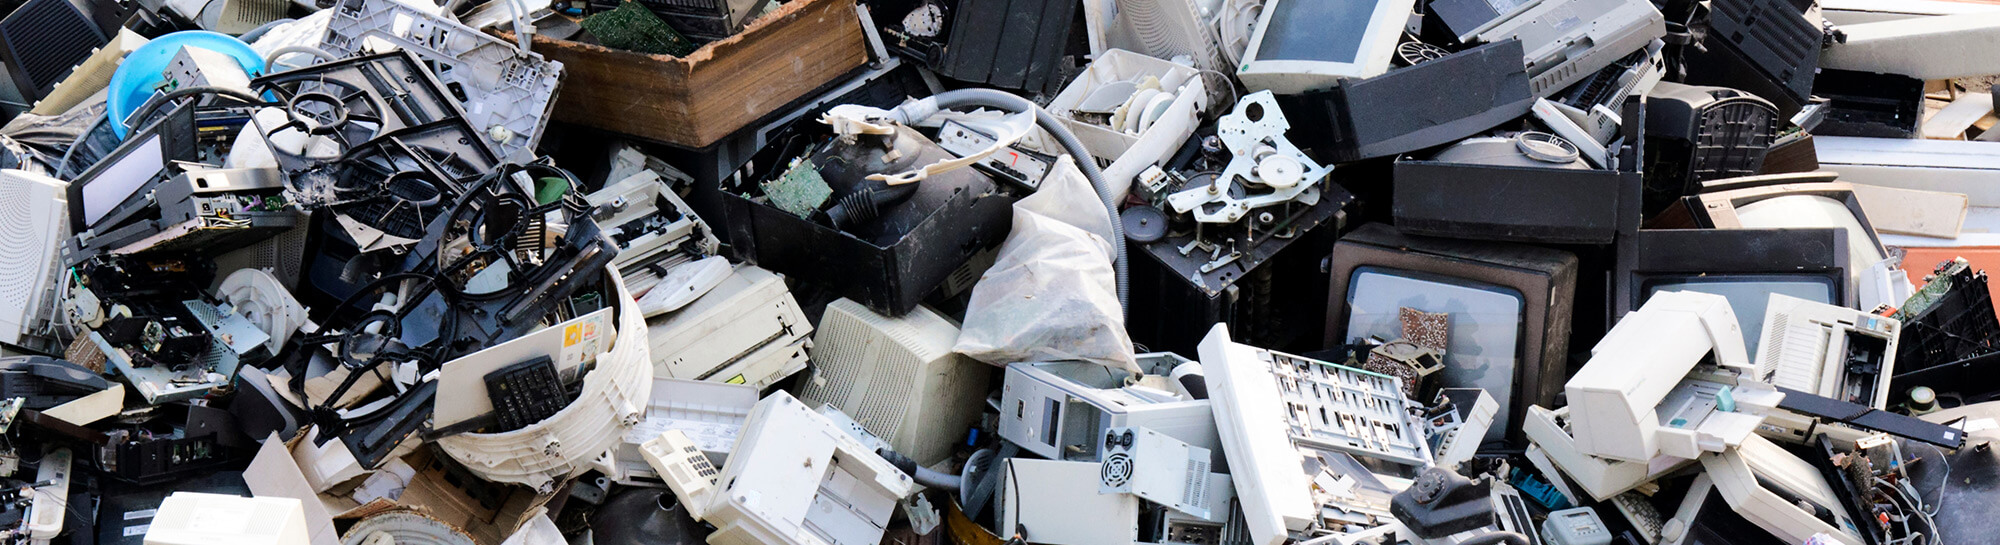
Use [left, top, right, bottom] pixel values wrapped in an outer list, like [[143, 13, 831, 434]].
[[725, 375, 746, 384], [564, 324, 583, 347]]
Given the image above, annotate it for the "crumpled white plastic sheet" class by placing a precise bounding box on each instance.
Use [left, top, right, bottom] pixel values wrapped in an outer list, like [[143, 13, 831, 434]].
[[954, 154, 1138, 372]]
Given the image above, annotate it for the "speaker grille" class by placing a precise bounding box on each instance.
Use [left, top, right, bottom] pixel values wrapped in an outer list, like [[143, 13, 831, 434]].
[[0, 0, 102, 96], [0, 179, 35, 311]]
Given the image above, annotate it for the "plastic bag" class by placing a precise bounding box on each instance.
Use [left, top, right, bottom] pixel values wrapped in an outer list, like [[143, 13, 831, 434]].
[[954, 155, 1139, 372]]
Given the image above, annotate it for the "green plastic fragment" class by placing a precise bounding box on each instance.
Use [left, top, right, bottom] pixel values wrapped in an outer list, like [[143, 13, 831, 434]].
[[534, 176, 569, 204]]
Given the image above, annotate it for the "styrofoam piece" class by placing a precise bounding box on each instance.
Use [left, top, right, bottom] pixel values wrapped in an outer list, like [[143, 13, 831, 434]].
[[1047, 49, 1206, 202], [615, 377, 757, 483], [1522, 406, 1695, 502], [143, 492, 310, 545], [1820, 12, 2000, 80], [647, 264, 811, 391], [320, 0, 562, 162], [435, 268, 652, 493]]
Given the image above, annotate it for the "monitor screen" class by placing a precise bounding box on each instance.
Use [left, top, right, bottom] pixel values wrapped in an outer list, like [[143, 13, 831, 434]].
[[1254, 0, 1381, 63], [77, 133, 165, 229], [1344, 266, 1524, 444], [1642, 275, 1838, 356], [1683, 489, 1787, 545]]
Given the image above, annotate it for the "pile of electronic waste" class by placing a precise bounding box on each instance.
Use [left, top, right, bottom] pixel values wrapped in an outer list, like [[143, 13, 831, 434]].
[[0, 0, 1991, 543]]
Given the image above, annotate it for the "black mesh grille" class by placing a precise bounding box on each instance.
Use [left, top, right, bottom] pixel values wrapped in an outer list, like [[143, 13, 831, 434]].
[[1, 0, 101, 95], [227, 0, 288, 24]]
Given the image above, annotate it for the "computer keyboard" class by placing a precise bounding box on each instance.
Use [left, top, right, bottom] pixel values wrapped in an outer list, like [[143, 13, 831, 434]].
[[485, 356, 569, 432], [1612, 491, 1665, 544]]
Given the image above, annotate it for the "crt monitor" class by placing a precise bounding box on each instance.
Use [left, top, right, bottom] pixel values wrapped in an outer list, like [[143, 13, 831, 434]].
[[1616, 227, 1850, 353], [1236, 0, 1415, 94], [1689, 178, 1888, 305], [1325, 223, 1577, 447]]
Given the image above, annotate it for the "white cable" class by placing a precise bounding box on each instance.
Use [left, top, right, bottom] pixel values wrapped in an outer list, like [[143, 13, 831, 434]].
[[1915, 442, 1950, 516], [506, 0, 534, 53]]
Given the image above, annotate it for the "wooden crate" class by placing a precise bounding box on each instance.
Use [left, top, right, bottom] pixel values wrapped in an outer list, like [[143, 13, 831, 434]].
[[511, 0, 866, 148]]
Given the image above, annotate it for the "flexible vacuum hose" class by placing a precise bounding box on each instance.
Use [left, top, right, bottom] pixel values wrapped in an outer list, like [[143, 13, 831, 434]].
[[890, 88, 1130, 312], [877, 448, 965, 490]]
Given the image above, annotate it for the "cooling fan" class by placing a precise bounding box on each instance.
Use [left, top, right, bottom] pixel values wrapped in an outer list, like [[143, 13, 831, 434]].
[[420, 162, 617, 354], [1094, 426, 1215, 519], [324, 120, 499, 243], [257, 75, 394, 171], [250, 51, 470, 173], [1396, 41, 1451, 66], [1100, 451, 1135, 489]]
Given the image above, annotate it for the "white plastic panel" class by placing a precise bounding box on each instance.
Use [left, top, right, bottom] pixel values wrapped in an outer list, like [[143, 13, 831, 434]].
[[436, 268, 652, 493], [1199, 324, 1327, 545]]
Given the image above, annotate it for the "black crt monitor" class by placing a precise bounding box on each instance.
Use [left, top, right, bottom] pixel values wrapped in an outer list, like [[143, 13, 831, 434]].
[[1325, 223, 1577, 447], [64, 102, 200, 235], [1615, 227, 1849, 355]]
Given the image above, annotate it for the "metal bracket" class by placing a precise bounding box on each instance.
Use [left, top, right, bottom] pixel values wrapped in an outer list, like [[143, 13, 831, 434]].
[[1165, 91, 1331, 224]]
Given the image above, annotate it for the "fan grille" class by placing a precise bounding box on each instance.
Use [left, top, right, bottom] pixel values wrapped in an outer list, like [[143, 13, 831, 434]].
[[1101, 452, 1134, 488]]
